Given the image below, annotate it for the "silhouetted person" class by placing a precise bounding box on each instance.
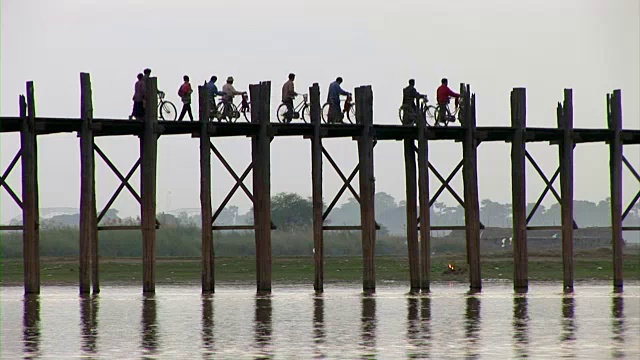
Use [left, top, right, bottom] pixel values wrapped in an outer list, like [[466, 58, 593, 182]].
[[281, 73, 298, 122], [327, 77, 350, 123], [402, 79, 426, 124], [129, 73, 145, 120], [177, 75, 193, 121], [221, 76, 246, 119], [436, 78, 460, 123], [205, 75, 224, 119]]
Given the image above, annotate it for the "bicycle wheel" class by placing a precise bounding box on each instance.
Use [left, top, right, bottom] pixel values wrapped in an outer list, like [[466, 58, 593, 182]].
[[240, 103, 251, 122], [229, 103, 241, 123], [345, 105, 356, 124], [301, 105, 310, 123], [216, 102, 231, 123], [276, 103, 289, 123], [159, 101, 177, 121], [424, 105, 437, 127], [321, 103, 330, 123]]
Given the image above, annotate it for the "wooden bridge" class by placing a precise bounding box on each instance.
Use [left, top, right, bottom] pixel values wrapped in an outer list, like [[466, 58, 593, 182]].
[[1, 73, 638, 295]]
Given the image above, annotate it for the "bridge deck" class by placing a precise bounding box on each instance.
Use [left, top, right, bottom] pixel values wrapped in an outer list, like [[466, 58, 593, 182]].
[[1, 117, 639, 144]]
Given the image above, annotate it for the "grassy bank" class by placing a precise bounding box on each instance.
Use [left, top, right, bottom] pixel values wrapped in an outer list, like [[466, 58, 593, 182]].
[[1, 251, 638, 286]]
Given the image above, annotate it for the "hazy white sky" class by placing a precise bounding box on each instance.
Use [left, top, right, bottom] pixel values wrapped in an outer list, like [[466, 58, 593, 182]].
[[1, 0, 639, 223]]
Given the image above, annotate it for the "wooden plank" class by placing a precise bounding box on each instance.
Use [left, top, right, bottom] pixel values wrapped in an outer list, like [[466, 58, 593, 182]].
[[79, 73, 96, 294], [0, 225, 23, 231], [21, 83, 40, 294], [526, 226, 563, 230], [310, 83, 324, 292], [251, 81, 272, 292], [356, 85, 376, 292], [199, 85, 214, 293], [461, 86, 482, 291], [212, 225, 255, 231], [323, 225, 361, 231], [141, 77, 158, 294], [404, 138, 420, 291], [510, 88, 528, 291], [417, 109, 431, 291], [609, 90, 623, 290], [559, 89, 575, 291]]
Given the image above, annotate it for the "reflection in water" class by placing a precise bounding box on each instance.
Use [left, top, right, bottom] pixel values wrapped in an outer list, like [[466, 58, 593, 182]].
[[512, 294, 529, 358], [612, 294, 625, 358], [465, 295, 481, 359], [312, 295, 326, 359], [360, 295, 377, 358], [201, 295, 215, 357], [80, 295, 99, 355], [561, 294, 576, 342], [254, 295, 273, 358], [141, 295, 159, 357], [23, 294, 41, 359]]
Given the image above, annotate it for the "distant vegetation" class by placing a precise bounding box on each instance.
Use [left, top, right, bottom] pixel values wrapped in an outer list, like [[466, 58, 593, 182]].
[[1, 192, 637, 259]]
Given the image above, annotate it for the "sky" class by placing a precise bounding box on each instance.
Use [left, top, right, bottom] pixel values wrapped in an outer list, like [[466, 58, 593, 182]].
[[1, 0, 639, 223]]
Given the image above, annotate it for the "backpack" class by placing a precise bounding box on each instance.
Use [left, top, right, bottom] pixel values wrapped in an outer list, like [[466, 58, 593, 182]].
[[178, 84, 188, 97]]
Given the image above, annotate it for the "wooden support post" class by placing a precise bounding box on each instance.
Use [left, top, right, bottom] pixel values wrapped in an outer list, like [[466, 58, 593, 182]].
[[510, 88, 528, 291], [21, 82, 40, 294], [79, 73, 96, 294], [251, 81, 272, 293], [461, 86, 482, 291], [356, 86, 376, 292], [310, 83, 324, 292], [558, 89, 574, 291], [404, 138, 420, 291], [608, 90, 623, 290], [199, 85, 214, 293], [418, 106, 431, 291], [141, 77, 158, 294]]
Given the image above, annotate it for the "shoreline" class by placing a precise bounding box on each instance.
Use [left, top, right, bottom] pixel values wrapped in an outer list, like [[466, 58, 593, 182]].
[[2, 252, 638, 286]]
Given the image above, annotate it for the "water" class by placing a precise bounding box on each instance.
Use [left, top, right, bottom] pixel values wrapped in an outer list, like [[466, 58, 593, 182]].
[[1, 282, 638, 359]]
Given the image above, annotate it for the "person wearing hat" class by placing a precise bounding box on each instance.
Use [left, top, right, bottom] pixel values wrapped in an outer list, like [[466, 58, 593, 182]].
[[221, 76, 246, 120]]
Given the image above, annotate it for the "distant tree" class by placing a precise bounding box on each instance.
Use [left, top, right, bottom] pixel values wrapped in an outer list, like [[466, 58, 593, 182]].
[[375, 192, 397, 216], [271, 192, 313, 231]]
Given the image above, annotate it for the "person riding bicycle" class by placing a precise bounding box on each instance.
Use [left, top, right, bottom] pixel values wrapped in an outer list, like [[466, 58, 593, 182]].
[[206, 75, 225, 119], [281, 73, 298, 121], [436, 78, 460, 123], [222, 76, 246, 119], [402, 79, 426, 124], [327, 77, 351, 123]]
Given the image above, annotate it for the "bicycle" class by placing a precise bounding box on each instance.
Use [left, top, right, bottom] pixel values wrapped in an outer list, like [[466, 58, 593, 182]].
[[321, 94, 355, 124], [434, 98, 463, 126], [398, 96, 437, 126], [214, 93, 251, 123], [276, 94, 309, 123], [158, 91, 177, 121]]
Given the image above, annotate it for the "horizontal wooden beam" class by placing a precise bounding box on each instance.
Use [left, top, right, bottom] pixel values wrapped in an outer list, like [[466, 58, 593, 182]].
[[622, 226, 640, 231], [0, 225, 23, 231], [97, 225, 142, 231], [526, 226, 563, 230]]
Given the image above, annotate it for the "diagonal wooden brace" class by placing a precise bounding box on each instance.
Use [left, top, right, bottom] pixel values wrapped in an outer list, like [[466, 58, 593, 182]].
[[322, 146, 361, 203], [210, 142, 254, 203], [211, 161, 254, 224], [97, 157, 141, 223], [0, 149, 23, 209]]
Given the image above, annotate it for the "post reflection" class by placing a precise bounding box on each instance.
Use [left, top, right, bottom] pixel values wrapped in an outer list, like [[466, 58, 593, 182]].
[[464, 294, 481, 359], [80, 294, 99, 355], [201, 294, 215, 357], [405, 296, 426, 359], [611, 294, 625, 358], [512, 294, 529, 358], [254, 295, 272, 358], [359, 294, 377, 358], [560, 294, 576, 342], [23, 294, 41, 359], [312, 295, 326, 359], [140, 295, 159, 357]]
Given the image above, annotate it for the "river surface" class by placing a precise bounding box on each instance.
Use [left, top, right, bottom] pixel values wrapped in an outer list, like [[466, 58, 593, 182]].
[[1, 282, 638, 359]]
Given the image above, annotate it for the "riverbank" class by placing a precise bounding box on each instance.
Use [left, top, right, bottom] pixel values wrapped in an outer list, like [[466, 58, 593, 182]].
[[1, 249, 638, 286]]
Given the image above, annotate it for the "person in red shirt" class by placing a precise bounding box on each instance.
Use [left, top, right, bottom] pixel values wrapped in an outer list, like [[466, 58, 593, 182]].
[[177, 75, 193, 121], [436, 78, 460, 124]]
